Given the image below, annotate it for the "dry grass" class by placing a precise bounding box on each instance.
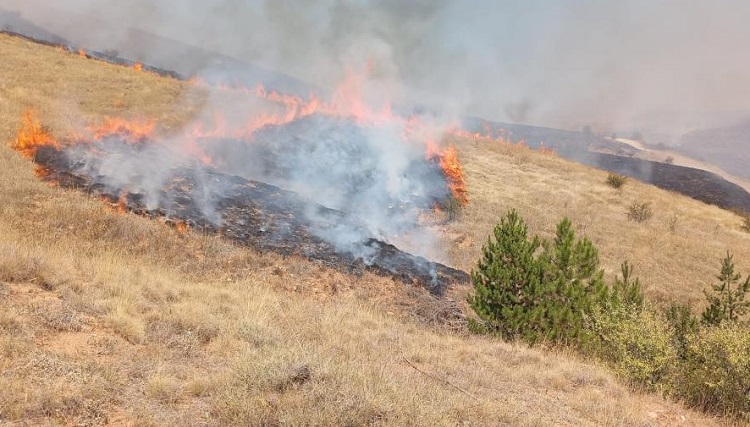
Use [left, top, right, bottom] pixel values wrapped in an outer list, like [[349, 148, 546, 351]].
[[442, 137, 750, 308], [0, 33, 730, 426]]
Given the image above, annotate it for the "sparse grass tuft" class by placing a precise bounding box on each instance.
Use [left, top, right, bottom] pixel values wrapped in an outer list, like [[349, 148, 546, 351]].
[[145, 374, 183, 405], [627, 200, 654, 223], [741, 214, 750, 233], [606, 173, 629, 189], [667, 212, 680, 234], [185, 378, 213, 397], [107, 307, 145, 344], [38, 304, 83, 332]]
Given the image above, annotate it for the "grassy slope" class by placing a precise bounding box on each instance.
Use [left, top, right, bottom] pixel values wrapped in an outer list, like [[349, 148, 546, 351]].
[[443, 137, 750, 308], [0, 33, 727, 426]]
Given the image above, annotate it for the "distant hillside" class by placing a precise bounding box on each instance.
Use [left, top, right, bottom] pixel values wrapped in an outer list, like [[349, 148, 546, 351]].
[[0, 6, 313, 95], [465, 117, 750, 213], [0, 8, 68, 45], [463, 116, 638, 158], [678, 121, 750, 179]]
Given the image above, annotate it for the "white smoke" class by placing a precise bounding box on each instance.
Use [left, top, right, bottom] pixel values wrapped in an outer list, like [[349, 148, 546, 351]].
[[5, 0, 750, 260], [4, 0, 750, 135]]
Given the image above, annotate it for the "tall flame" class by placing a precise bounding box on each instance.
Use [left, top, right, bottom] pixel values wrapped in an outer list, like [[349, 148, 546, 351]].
[[10, 110, 59, 159], [12, 66, 472, 207], [439, 147, 468, 205]]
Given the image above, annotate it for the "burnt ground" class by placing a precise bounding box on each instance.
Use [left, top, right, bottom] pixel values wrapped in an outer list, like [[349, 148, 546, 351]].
[[6, 27, 748, 215], [580, 153, 750, 213], [677, 122, 750, 180], [32, 144, 469, 295], [464, 117, 750, 214]]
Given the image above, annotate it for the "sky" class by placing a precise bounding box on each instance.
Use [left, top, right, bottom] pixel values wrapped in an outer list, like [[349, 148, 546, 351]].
[[3, 0, 750, 134]]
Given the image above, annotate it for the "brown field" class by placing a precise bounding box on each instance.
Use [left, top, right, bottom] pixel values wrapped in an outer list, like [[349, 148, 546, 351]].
[[0, 33, 738, 426]]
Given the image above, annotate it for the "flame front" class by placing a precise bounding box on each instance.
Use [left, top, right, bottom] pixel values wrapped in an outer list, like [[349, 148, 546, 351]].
[[438, 147, 468, 205], [10, 110, 59, 159], [88, 117, 156, 143], [11, 65, 473, 208]]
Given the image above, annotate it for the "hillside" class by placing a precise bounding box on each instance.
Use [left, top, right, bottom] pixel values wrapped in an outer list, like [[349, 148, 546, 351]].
[[443, 136, 750, 307], [0, 33, 733, 426], [678, 122, 750, 180], [463, 117, 750, 213]]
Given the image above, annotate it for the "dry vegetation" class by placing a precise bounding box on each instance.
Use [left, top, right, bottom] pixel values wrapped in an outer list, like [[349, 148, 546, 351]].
[[0, 33, 732, 426], [443, 137, 750, 309]]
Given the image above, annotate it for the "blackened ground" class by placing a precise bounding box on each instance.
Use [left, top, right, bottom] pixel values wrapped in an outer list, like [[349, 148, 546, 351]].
[[464, 117, 750, 213], [583, 153, 750, 213], [33, 144, 469, 294], [200, 115, 450, 216]]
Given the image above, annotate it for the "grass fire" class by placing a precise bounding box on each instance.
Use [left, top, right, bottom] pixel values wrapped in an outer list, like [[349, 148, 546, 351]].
[[4, 2, 750, 426], [10, 80, 473, 292]]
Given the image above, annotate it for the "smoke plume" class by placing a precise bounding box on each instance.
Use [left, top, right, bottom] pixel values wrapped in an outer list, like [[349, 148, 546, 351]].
[[4, 0, 750, 135], [4, 0, 750, 261]]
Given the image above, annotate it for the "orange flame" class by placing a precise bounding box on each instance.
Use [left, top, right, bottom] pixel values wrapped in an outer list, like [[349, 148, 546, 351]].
[[88, 117, 156, 143], [175, 220, 189, 233], [14, 65, 472, 207], [438, 147, 468, 206], [10, 110, 59, 159], [114, 192, 128, 213], [97, 192, 128, 214], [538, 142, 556, 156], [78, 49, 86, 58], [133, 62, 143, 72], [188, 67, 402, 141]]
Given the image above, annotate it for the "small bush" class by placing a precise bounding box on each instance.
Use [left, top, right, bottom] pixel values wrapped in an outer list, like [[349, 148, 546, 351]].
[[627, 201, 653, 222], [102, 48, 120, 59], [667, 213, 679, 234], [677, 325, 750, 419], [606, 173, 629, 189], [585, 304, 676, 392], [741, 214, 750, 232]]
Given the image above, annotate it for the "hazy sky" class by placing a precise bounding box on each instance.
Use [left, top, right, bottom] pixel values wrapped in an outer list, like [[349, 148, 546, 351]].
[[3, 0, 750, 133]]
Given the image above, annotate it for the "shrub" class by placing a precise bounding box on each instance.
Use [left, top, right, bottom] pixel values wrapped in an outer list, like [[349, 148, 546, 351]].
[[584, 262, 670, 391], [677, 325, 750, 419], [627, 201, 653, 222], [665, 303, 698, 360], [701, 252, 750, 326], [741, 214, 750, 233], [605, 173, 628, 189], [102, 49, 120, 59], [667, 213, 679, 234], [585, 304, 676, 392], [468, 210, 608, 346]]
